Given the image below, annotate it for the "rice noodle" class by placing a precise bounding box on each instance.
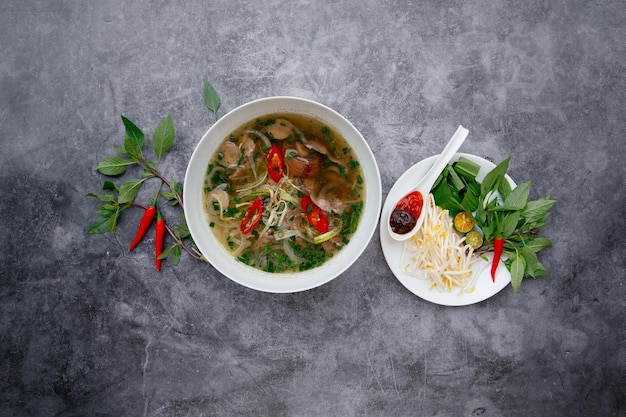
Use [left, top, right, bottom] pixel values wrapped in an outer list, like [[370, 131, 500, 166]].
[[400, 194, 481, 294]]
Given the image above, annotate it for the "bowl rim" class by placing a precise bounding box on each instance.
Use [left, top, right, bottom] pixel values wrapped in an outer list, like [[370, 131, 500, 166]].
[[183, 96, 382, 293]]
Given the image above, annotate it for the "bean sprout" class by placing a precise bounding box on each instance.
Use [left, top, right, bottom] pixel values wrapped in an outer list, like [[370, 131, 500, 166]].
[[400, 194, 481, 294]]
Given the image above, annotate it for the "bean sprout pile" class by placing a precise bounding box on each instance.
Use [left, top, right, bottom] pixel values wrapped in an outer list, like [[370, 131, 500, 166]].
[[400, 194, 482, 294]]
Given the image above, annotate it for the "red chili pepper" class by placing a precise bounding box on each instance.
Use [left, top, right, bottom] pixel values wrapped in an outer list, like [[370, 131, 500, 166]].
[[155, 216, 165, 271], [240, 197, 264, 234], [266, 145, 284, 182], [129, 205, 157, 251], [491, 237, 505, 282], [301, 195, 329, 234]]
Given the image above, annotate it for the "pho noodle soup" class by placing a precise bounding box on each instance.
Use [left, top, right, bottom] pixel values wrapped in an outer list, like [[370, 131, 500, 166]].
[[203, 114, 364, 273]]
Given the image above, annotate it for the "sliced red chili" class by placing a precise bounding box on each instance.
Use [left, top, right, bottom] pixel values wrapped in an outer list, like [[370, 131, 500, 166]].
[[301, 195, 329, 234], [240, 197, 264, 234], [266, 145, 284, 182]]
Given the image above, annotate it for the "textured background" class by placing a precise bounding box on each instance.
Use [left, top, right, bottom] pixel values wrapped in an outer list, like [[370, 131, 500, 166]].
[[1, 0, 625, 416]]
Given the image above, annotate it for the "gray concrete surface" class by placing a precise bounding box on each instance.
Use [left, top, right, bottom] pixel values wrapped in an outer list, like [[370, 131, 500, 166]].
[[1, 0, 624, 416]]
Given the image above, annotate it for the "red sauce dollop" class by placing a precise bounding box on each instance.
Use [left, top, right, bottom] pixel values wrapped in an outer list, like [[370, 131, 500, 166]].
[[389, 191, 424, 235]]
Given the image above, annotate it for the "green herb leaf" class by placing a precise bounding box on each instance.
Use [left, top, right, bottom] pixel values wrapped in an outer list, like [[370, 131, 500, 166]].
[[498, 177, 512, 201], [95, 156, 135, 176], [118, 178, 147, 204], [152, 114, 175, 161], [171, 245, 181, 265], [158, 244, 177, 260], [122, 116, 145, 160], [108, 206, 122, 233], [509, 253, 526, 293], [521, 246, 541, 278], [521, 198, 556, 227], [88, 214, 114, 234], [86, 192, 116, 202], [525, 237, 553, 252], [102, 181, 117, 191], [203, 78, 220, 122], [501, 211, 521, 238], [504, 181, 531, 210], [453, 157, 481, 180], [114, 144, 127, 156], [481, 156, 510, 197], [160, 190, 176, 201]]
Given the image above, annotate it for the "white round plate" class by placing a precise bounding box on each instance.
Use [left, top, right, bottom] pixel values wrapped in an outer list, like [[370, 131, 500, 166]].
[[380, 153, 516, 306]]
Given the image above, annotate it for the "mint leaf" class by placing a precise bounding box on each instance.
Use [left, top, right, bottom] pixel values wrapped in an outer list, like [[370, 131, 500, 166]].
[[153, 114, 175, 161], [203, 78, 220, 122], [118, 178, 146, 204], [122, 116, 145, 160], [95, 156, 135, 176]]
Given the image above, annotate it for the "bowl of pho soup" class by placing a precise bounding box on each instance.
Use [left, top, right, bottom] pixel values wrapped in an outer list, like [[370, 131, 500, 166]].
[[184, 97, 381, 293]]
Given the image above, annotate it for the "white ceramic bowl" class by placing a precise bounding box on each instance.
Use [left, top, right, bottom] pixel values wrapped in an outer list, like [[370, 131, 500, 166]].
[[183, 96, 382, 293]]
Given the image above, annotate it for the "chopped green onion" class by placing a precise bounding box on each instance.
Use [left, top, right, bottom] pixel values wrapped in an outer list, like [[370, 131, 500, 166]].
[[453, 157, 481, 181]]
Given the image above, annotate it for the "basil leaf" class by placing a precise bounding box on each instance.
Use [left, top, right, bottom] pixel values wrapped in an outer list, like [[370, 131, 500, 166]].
[[118, 178, 146, 204], [102, 181, 117, 191], [158, 244, 177, 260], [521, 246, 541, 278], [498, 177, 512, 201], [501, 211, 521, 239], [95, 156, 135, 176], [525, 237, 553, 252], [481, 156, 510, 197], [203, 78, 220, 122], [87, 192, 116, 202], [88, 212, 114, 234], [122, 116, 145, 160], [509, 254, 526, 294], [114, 144, 127, 156], [171, 245, 182, 265], [153, 114, 175, 161], [108, 207, 121, 233], [521, 198, 556, 227], [504, 181, 531, 210]]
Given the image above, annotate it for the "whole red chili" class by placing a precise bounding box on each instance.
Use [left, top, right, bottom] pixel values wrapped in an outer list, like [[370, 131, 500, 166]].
[[155, 216, 165, 271], [129, 205, 157, 251], [266, 145, 284, 182], [491, 237, 504, 282], [301, 195, 329, 234], [240, 198, 264, 234]]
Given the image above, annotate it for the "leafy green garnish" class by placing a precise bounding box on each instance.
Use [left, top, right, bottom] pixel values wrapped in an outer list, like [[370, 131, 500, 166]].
[[432, 156, 555, 293], [203, 78, 220, 122]]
